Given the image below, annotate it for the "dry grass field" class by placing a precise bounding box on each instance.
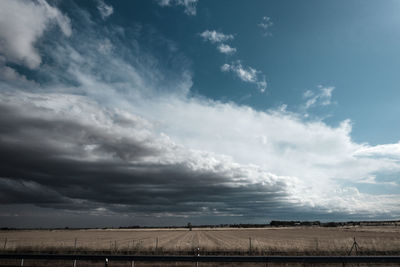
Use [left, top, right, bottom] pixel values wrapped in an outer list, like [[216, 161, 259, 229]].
[[1, 226, 400, 256]]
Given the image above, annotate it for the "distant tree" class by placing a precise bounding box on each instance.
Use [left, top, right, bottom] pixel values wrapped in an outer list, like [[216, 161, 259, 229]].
[[322, 222, 339, 227], [187, 222, 192, 231]]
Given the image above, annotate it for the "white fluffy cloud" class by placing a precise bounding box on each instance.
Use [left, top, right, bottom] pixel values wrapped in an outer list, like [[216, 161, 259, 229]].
[[201, 31, 264, 92], [156, 0, 198, 16], [217, 44, 237, 55], [201, 30, 237, 55], [303, 85, 335, 109], [140, 96, 400, 215], [200, 30, 234, 43], [97, 0, 114, 20], [221, 61, 267, 92], [355, 142, 400, 159], [0, 0, 71, 69]]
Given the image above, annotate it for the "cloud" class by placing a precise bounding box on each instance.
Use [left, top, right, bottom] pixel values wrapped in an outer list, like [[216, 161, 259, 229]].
[[217, 44, 237, 55], [156, 0, 198, 16], [1, 88, 400, 222], [200, 31, 262, 91], [355, 142, 400, 159], [97, 0, 114, 20], [200, 30, 234, 43], [157, 0, 172, 5], [258, 16, 273, 36], [0, 91, 300, 220], [303, 85, 335, 109], [200, 30, 236, 55], [1, 1, 400, 226], [0, 56, 32, 84], [0, 0, 71, 69], [221, 61, 267, 92]]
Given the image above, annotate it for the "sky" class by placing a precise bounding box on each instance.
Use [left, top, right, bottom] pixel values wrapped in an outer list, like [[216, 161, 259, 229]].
[[0, 0, 399, 228]]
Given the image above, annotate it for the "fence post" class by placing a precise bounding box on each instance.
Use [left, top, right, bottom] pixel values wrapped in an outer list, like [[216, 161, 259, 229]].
[[348, 237, 360, 256], [249, 237, 252, 255], [155, 237, 158, 252], [196, 247, 200, 267], [20, 258, 24, 266], [3, 237, 7, 250], [73, 238, 77, 267], [105, 258, 108, 267], [131, 260, 134, 267]]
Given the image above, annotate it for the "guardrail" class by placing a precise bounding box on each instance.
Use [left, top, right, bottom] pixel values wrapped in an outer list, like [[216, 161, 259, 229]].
[[1, 254, 400, 265]]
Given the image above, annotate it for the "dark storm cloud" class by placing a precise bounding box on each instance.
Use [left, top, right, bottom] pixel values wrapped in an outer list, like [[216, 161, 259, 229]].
[[0, 178, 69, 205], [0, 92, 293, 219]]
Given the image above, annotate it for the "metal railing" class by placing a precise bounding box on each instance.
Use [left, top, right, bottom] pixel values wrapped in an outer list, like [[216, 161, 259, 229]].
[[1, 254, 400, 266]]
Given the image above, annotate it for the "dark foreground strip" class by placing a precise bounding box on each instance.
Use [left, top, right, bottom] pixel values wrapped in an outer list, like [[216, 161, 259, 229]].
[[1, 254, 400, 263]]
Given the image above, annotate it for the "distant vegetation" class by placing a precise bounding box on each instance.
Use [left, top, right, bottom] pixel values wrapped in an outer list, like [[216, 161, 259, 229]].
[[269, 220, 400, 227], [117, 220, 400, 229], [1, 220, 399, 231]]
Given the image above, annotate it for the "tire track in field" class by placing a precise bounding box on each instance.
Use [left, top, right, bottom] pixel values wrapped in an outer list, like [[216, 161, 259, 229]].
[[188, 231, 200, 249], [157, 230, 188, 251], [210, 230, 249, 251], [167, 231, 192, 251], [201, 230, 233, 251]]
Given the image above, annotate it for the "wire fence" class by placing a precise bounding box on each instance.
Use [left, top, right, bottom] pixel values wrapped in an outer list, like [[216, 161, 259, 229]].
[[1, 254, 400, 266], [1, 237, 400, 266]]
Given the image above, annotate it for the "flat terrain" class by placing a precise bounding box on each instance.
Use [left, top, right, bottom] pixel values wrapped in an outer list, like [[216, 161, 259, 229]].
[[1, 226, 400, 255]]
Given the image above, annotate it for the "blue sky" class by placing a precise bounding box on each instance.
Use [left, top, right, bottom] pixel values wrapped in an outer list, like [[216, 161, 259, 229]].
[[114, 0, 400, 145], [74, 0, 400, 144], [0, 0, 399, 227]]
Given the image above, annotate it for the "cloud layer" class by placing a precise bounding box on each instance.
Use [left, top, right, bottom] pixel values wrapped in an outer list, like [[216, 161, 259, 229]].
[[0, 92, 300, 220], [0, 0, 400, 227]]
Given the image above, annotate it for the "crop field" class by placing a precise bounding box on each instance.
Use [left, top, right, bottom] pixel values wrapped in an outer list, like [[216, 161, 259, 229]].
[[1, 226, 400, 256]]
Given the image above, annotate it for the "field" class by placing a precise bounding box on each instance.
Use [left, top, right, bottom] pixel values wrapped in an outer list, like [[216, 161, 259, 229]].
[[1, 226, 400, 256]]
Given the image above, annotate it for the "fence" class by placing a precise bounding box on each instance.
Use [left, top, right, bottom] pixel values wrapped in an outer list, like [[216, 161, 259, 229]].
[[1, 254, 400, 266]]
